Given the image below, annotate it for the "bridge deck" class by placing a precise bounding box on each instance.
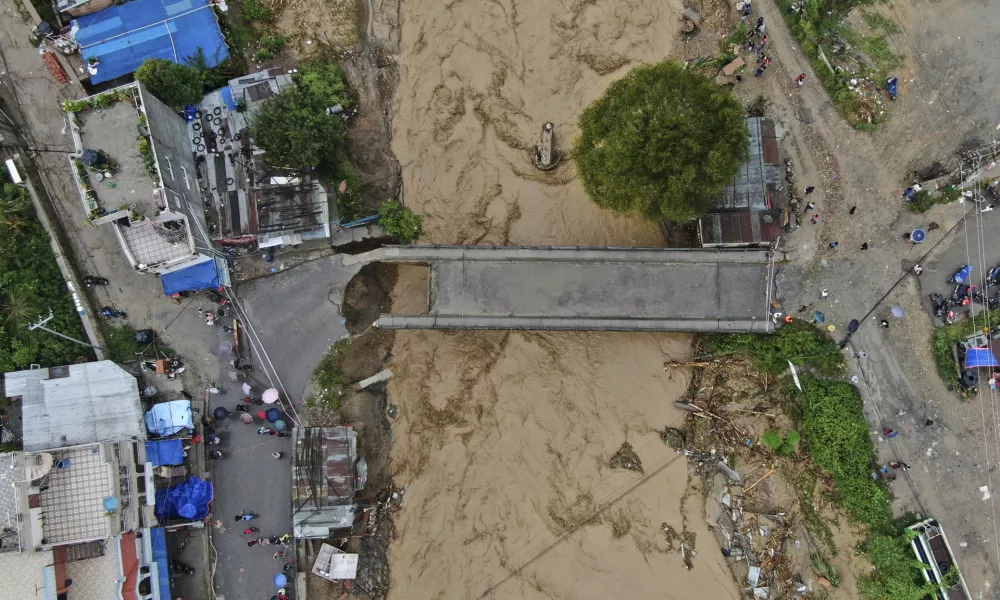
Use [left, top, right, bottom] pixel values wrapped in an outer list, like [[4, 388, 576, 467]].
[[370, 246, 778, 333]]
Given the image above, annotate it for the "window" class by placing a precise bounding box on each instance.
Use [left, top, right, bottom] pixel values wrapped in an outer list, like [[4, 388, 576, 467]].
[[163, 155, 174, 180], [180, 166, 190, 190]]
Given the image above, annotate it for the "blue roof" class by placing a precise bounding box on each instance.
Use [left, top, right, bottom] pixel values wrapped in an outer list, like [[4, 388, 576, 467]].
[[74, 0, 228, 84]]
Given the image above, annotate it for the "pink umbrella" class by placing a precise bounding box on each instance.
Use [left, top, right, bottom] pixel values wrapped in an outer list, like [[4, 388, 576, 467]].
[[262, 388, 280, 404]]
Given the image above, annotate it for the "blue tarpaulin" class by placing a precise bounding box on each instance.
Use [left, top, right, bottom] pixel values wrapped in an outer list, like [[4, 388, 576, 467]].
[[145, 439, 184, 466], [150, 527, 171, 600], [73, 0, 229, 84], [966, 347, 999, 368], [155, 476, 213, 521], [161, 257, 221, 296], [145, 400, 193, 436]]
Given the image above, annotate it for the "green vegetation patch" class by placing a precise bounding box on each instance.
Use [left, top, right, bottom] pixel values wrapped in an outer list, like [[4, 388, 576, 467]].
[[310, 338, 352, 411], [573, 61, 748, 222], [706, 320, 846, 377], [0, 180, 91, 371], [378, 201, 423, 242]]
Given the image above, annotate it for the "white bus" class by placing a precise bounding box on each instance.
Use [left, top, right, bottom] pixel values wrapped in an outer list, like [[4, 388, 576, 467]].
[[908, 518, 972, 600]]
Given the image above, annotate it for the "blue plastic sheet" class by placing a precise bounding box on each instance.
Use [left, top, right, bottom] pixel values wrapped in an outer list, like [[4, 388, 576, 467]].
[[161, 258, 221, 296], [150, 527, 171, 600], [155, 476, 214, 521], [966, 347, 999, 369], [145, 400, 193, 436], [145, 440, 184, 466]]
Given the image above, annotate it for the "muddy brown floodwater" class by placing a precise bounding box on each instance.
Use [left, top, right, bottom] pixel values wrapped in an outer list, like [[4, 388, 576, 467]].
[[385, 0, 739, 598]]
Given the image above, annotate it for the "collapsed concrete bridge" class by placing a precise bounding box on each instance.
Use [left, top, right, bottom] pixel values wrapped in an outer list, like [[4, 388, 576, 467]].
[[345, 246, 779, 333]]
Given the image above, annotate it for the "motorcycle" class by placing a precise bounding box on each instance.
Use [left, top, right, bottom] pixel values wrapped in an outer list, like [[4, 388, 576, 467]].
[[169, 560, 195, 575], [83, 275, 108, 287], [206, 290, 229, 305], [952, 264, 973, 284], [945, 309, 956, 325], [929, 293, 947, 317], [988, 265, 1000, 287], [100, 307, 126, 319], [243, 526, 259, 535]]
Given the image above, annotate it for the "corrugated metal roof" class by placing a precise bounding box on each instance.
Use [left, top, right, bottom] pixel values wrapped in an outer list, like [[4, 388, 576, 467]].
[[292, 427, 356, 509], [699, 210, 784, 247], [715, 117, 782, 212], [6, 361, 145, 451], [72, 0, 229, 84]]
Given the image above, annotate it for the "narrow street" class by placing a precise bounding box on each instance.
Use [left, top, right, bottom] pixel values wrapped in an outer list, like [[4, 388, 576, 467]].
[[0, 3, 301, 599]]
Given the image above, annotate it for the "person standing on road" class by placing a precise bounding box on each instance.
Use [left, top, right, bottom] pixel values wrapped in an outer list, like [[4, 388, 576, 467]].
[[857, 351, 868, 359], [795, 73, 806, 86], [805, 186, 815, 194]]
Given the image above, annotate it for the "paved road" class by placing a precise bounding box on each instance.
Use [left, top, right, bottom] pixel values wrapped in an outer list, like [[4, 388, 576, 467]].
[[236, 254, 361, 404]]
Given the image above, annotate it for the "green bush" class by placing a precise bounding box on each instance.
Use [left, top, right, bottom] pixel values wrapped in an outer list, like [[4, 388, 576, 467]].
[[800, 376, 892, 529], [261, 35, 288, 53], [378, 201, 423, 242], [908, 190, 934, 213], [135, 59, 205, 108], [762, 430, 784, 452], [241, 0, 274, 22], [782, 429, 801, 455], [706, 320, 845, 377], [863, 12, 901, 35]]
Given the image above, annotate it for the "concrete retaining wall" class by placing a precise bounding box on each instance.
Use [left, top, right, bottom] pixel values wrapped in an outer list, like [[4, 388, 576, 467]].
[[377, 315, 776, 333]]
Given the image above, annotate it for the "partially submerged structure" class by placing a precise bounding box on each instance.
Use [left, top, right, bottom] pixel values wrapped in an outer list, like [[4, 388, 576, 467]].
[[70, 0, 228, 84], [195, 68, 334, 247], [292, 426, 366, 539], [698, 117, 787, 248]]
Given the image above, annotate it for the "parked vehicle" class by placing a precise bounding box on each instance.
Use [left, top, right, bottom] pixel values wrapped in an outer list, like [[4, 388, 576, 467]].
[[169, 560, 195, 575], [952, 264, 973, 284], [100, 307, 126, 319], [83, 275, 108, 287]]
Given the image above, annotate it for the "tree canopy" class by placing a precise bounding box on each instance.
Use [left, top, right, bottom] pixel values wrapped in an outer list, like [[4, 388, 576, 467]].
[[250, 63, 352, 179], [135, 59, 205, 108], [573, 61, 749, 221], [378, 201, 423, 241]]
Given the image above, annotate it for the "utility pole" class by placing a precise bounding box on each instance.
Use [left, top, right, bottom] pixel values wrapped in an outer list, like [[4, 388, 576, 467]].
[[28, 310, 104, 351]]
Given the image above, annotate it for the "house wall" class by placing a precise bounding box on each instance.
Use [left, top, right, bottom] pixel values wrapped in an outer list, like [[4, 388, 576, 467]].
[[137, 82, 211, 245]]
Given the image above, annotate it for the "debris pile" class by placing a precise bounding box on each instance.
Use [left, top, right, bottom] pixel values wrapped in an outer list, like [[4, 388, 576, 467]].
[[609, 441, 643, 473]]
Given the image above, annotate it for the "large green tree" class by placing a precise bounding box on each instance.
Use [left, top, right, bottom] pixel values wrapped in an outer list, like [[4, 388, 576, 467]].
[[135, 59, 205, 108], [250, 63, 352, 179], [574, 61, 749, 221]]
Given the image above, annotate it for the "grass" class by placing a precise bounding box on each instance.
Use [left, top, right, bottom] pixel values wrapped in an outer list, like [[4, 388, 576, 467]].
[[105, 324, 175, 363], [310, 338, 352, 411], [863, 12, 901, 36], [860, 36, 904, 71]]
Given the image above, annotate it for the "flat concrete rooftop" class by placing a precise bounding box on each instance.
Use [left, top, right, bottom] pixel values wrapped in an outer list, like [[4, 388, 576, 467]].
[[372, 246, 778, 332]]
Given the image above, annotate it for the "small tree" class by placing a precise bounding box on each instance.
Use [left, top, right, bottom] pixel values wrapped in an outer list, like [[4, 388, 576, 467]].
[[574, 61, 749, 221], [378, 201, 422, 242], [135, 59, 204, 108], [250, 63, 352, 179]]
